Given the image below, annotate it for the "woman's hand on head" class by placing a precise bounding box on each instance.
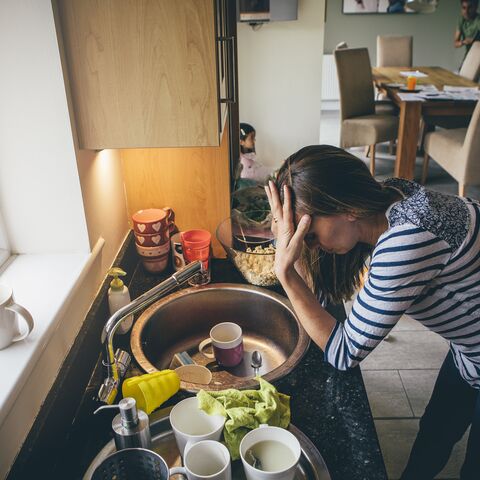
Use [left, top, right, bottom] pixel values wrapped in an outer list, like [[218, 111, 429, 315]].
[[265, 181, 311, 282]]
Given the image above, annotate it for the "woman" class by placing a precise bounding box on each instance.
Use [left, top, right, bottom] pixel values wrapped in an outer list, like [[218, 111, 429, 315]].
[[265, 145, 480, 480]]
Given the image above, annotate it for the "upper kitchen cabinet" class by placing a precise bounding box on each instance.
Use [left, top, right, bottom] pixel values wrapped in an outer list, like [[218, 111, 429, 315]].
[[55, 0, 235, 149]]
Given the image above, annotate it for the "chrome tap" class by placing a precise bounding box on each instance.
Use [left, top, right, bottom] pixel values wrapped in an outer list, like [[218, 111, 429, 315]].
[[98, 260, 203, 404]]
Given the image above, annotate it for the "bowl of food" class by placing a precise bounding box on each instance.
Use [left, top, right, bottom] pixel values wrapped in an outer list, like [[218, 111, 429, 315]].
[[216, 210, 278, 286]]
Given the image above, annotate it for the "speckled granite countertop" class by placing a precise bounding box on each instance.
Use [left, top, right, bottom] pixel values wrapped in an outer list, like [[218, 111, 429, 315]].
[[126, 259, 387, 480]]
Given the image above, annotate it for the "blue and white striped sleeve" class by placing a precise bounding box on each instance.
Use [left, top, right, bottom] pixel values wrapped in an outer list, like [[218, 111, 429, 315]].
[[324, 224, 452, 371]]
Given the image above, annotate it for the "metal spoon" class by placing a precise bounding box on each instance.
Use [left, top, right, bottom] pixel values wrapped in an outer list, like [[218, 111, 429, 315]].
[[251, 350, 263, 376], [245, 448, 263, 470]]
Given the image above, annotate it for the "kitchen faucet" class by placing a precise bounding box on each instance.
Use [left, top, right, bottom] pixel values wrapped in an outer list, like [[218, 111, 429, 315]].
[[98, 260, 203, 404]]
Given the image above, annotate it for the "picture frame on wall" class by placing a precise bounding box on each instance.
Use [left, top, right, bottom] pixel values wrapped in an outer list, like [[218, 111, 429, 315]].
[[342, 0, 415, 14]]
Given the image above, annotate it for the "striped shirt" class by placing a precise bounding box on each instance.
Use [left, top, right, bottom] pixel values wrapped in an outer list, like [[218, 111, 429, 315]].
[[324, 179, 480, 389]]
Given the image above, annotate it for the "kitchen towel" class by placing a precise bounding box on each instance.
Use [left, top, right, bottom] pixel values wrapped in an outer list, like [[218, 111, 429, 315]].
[[197, 377, 290, 459]]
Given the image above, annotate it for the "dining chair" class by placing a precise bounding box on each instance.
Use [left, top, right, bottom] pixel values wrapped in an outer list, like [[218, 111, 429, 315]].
[[428, 42, 480, 131], [422, 100, 480, 196], [335, 48, 399, 175], [460, 41, 480, 82], [377, 35, 413, 68]]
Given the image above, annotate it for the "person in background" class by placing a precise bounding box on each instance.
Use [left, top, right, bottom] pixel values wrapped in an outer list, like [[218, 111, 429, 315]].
[[236, 123, 269, 189], [455, 0, 480, 55], [387, 0, 406, 13]]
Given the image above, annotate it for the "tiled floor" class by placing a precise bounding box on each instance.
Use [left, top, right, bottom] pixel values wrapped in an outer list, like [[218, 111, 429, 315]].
[[320, 109, 479, 479]]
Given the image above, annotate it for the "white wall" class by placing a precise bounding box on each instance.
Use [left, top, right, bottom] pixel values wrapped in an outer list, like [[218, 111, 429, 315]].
[[0, 1, 130, 475], [324, 0, 465, 72], [0, 0, 90, 255], [237, 0, 326, 168]]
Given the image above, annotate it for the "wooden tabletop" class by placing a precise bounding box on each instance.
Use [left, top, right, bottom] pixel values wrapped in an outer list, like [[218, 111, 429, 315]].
[[371, 66, 478, 181], [372, 66, 478, 91]]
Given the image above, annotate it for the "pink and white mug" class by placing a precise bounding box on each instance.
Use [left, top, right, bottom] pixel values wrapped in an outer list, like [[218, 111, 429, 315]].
[[199, 322, 244, 368]]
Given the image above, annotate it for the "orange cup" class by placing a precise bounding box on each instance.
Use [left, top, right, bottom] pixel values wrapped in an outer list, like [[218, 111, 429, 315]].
[[181, 229, 211, 286], [407, 75, 417, 91]]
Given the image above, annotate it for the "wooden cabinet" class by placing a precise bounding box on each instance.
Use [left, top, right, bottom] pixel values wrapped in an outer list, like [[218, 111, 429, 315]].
[[120, 125, 231, 258], [55, 0, 236, 149]]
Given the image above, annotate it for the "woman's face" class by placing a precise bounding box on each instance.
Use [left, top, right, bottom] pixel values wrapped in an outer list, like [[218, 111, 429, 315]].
[[300, 213, 359, 255]]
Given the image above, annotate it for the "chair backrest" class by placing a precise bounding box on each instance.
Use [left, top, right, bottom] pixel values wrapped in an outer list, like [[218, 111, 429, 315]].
[[335, 41, 348, 50], [462, 100, 480, 183], [460, 41, 480, 82], [334, 48, 375, 120], [377, 35, 413, 68]]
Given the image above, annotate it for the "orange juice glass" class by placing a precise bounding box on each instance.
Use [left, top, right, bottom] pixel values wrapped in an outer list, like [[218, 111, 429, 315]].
[[407, 75, 417, 91]]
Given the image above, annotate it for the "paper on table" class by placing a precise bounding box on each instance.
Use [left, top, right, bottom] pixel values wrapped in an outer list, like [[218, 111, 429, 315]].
[[397, 93, 425, 102], [399, 70, 428, 78], [443, 85, 479, 93], [418, 84, 439, 92]]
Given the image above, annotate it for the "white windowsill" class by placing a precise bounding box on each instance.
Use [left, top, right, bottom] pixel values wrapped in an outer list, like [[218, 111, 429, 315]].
[[0, 241, 103, 429]]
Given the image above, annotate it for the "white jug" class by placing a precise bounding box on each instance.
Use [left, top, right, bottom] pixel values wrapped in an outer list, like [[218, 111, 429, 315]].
[[0, 285, 34, 350]]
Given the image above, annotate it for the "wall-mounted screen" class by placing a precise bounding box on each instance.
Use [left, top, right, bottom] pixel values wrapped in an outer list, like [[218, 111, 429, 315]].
[[343, 0, 415, 14]]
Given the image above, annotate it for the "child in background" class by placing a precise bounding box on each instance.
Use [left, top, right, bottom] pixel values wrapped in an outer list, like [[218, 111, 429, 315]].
[[237, 123, 269, 187]]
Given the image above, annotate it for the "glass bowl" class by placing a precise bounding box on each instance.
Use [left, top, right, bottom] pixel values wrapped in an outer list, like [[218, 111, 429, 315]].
[[216, 210, 278, 286]]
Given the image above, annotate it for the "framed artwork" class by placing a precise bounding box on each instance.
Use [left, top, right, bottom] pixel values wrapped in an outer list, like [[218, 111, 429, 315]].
[[342, 0, 416, 14]]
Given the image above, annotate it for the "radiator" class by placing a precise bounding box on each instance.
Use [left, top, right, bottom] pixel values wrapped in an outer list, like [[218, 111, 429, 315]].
[[322, 54, 339, 101]]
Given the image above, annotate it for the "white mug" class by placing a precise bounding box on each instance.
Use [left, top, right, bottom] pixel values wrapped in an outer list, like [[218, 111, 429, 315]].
[[170, 440, 231, 480], [170, 397, 225, 457], [239, 425, 301, 480], [0, 285, 34, 350]]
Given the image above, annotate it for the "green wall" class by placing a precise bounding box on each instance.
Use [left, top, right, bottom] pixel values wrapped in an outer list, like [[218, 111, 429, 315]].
[[324, 0, 465, 71]]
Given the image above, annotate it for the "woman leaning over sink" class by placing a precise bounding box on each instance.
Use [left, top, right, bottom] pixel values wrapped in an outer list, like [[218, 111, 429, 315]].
[[265, 145, 480, 480]]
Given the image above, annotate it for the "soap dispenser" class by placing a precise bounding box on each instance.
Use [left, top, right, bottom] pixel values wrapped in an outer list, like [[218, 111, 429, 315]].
[[94, 397, 151, 450], [107, 267, 133, 334]]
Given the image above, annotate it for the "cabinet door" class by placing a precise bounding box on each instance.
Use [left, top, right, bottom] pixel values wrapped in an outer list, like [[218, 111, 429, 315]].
[[56, 0, 220, 149], [215, 0, 236, 139]]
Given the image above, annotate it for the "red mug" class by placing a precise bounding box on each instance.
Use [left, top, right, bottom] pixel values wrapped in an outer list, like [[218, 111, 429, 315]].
[[181, 229, 211, 285], [199, 322, 244, 368]]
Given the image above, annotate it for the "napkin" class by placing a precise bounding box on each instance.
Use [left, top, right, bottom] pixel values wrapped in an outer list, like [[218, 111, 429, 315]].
[[399, 70, 428, 78], [197, 377, 290, 459]]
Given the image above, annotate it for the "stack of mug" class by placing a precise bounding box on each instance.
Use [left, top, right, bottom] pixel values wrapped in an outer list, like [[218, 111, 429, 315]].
[[132, 208, 175, 273]]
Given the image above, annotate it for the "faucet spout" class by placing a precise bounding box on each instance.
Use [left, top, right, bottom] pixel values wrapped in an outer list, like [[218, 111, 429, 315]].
[[98, 260, 203, 404]]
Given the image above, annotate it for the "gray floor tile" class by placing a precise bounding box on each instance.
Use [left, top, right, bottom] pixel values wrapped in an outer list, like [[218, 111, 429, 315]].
[[399, 369, 439, 418], [393, 315, 428, 332], [374, 419, 469, 480], [361, 331, 449, 371], [375, 419, 419, 480], [362, 370, 413, 418]]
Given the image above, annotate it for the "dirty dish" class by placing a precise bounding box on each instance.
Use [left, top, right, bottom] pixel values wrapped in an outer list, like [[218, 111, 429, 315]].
[[175, 365, 212, 385]]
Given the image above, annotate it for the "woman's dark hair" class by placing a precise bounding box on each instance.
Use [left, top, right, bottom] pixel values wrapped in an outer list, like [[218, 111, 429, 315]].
[[240, 123, 255, 141], [275, 145, 400, 304]]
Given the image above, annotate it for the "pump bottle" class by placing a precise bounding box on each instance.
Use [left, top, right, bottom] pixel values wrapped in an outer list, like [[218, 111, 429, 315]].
[[107, 267, 133, 334]]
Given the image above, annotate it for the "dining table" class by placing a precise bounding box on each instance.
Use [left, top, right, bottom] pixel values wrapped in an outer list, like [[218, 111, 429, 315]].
[[372, 66, 479, 180]]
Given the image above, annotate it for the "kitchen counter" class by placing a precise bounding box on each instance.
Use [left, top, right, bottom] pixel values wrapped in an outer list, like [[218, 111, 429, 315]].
[[126, 259, 387, 480], [9, 251, 387, 480]]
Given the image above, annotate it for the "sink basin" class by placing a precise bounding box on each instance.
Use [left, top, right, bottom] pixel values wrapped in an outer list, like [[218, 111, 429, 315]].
[[130, 283, 309, 391]]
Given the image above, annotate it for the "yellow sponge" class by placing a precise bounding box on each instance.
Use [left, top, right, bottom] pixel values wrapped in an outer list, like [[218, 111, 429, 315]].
[[122, 370, 180, 414]]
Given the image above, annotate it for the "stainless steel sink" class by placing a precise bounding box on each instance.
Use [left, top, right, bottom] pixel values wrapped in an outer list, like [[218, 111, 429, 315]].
[[130, 283, 310, 391]]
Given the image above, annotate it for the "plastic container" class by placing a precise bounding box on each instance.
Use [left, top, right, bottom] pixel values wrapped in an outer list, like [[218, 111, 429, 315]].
[[107, 268, 133, 334], [122, 370, 180, 415]]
